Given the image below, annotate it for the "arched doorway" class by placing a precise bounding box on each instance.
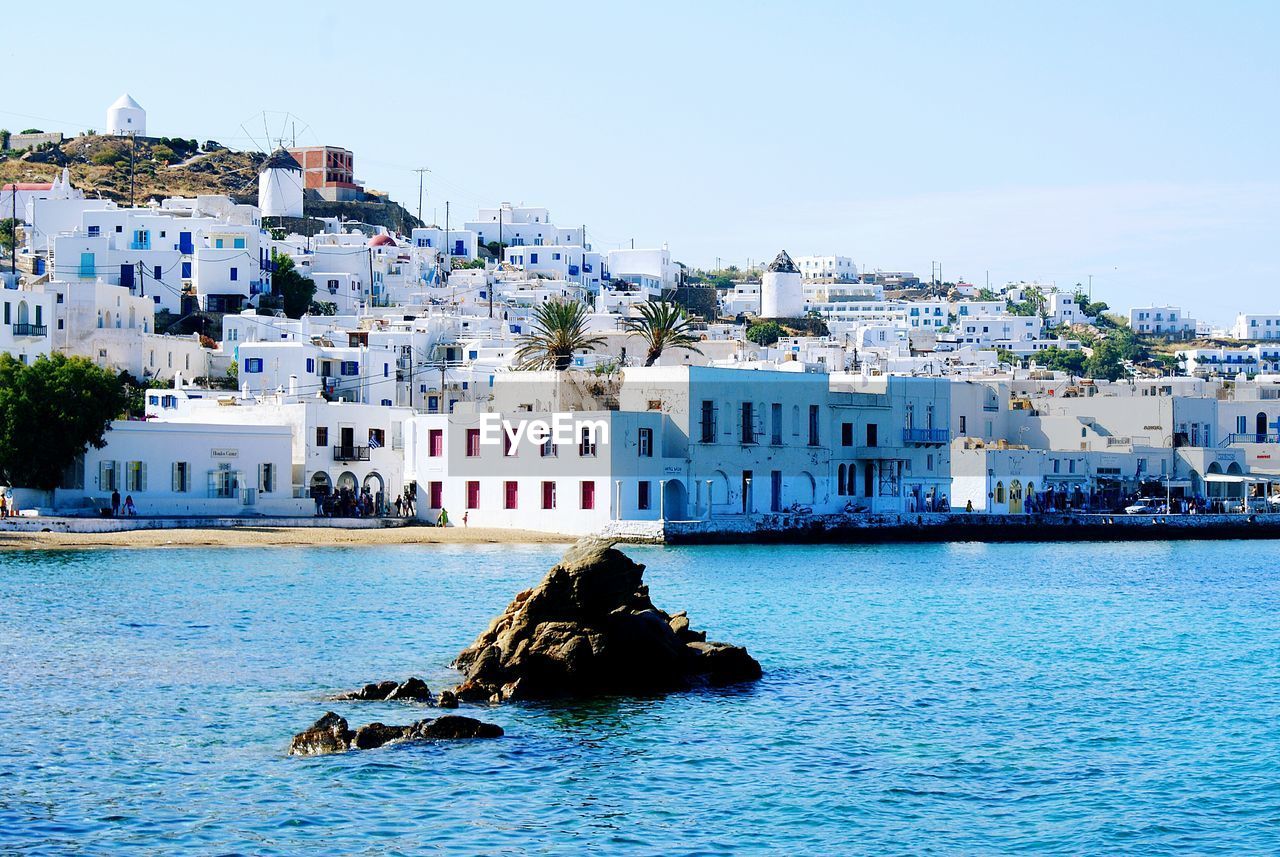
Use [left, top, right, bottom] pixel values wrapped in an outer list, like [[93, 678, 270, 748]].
[[336, 471, 358, 493], [309, 471, 332, 498], [798, 471, 816, 505], [995, 481, 1006, 505], [1009, 480, 1024, 513], [662, 479, 688, 520], [363, 471, 386, 514], [16, 302, 29, 326]]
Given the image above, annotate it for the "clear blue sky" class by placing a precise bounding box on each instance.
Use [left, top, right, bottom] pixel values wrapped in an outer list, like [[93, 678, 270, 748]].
[[6, 0, 1278, 322]]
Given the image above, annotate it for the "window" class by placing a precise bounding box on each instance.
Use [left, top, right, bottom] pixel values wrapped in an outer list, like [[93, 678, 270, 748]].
[[841, 423, 853, 447], [368, 428, 385, 449], [306, 358, 315, 374], [258, 463, 275, 493], [504, 481, 519, 509], [316, 427, 328, 447], [771, 403, 782, 444], [172, 461, 190, 493], [340, 361, 358, 376], [428, 481, 443, 508], [541, 437, 557, 457], [579, 426, 597, 457], [638, 428, 653, 457], [243, 358, 263, 373], [181, 261, 192, 278], [503, 431, 516, 457], [125, 461, 146, 492], [638, 480, 652, 510], [429, 429, 443, 457], [233, 237, 246, 249], [209, 466, 238, 499], [466, 481, 480, 509], [541, 480, 557, 509], [808, 405, 820, 446], [580, 480, 596, 510], [466, 428, 481, 457], [959, 415, 967, 436], [98, 461, 118, 492], [740, 402, 755, 444], [230, 267, 238, 281], [866, 423, 878, 447], [153, 265, 162, 281], [700, 400, 716, 443]]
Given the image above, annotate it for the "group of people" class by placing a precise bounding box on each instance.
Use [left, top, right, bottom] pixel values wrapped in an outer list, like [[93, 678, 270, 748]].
[[314, 486, 417, 519], [0, 493, 16, 517], [109, 490, 137, 517]]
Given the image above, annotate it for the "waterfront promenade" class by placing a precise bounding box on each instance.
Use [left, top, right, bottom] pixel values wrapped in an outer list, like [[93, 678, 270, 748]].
[[4, 510, 1280, 549]]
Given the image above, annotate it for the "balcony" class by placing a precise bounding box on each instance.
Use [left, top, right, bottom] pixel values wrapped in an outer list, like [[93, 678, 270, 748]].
[[12, 323, 47, 337], [333, 445, 370, 462], [902, 427, 949, 445], [1221, 433, 1280, 446]]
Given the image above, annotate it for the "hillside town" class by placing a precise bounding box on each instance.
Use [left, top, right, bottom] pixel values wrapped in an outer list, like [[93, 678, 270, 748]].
[[4, 95, 1280, 536]]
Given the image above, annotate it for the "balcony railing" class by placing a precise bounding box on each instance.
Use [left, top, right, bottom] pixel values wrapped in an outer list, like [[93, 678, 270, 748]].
[[902, 427, 949, 445], [1221, 432, 1280, 446], [332, 445, 370, 462], [12, 323, 47, 337]]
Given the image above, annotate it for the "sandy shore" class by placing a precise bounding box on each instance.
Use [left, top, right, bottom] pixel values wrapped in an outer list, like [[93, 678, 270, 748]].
[[0, 525, 575, 551]]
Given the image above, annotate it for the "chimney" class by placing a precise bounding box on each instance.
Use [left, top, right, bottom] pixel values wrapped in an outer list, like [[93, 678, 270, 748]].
[[288, 374, 298, 398]]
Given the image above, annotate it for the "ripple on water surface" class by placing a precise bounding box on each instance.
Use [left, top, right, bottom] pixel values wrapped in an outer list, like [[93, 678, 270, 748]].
[[1, 540, 1279, 853]]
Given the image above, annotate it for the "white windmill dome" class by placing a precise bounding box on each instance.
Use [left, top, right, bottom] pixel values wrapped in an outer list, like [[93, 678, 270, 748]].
[[107, 94, 146, 136]]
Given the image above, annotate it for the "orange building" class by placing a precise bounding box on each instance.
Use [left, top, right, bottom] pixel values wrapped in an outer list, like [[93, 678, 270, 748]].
[[286, 146, 363, 201]]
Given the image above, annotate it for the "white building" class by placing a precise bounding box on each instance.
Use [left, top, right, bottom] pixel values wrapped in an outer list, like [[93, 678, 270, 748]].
[[0, 289, 56, 364], [51, 420, 304, 516], [107, 94, 146, 137], [761, 250, 803, 318], [1231, 313, 1280, 341], [795, 255, 857, 282], [1129, 306, 1196, 337], [258, 149, 304, 219]]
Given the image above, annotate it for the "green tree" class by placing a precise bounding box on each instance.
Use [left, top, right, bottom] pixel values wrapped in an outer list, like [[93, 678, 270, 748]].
[[271, 253, 315, 319], [621, 300, 704, 366], [0, 354, 128, 491], [1083, 327, 1145, 381], [746, 321, 783, 347], [515, 299, 607, 370], [1035, 346, 1087, 375], [0, 218, 17, 255]]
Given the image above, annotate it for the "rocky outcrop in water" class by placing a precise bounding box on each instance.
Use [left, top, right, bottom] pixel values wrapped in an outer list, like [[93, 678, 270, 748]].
[[334, 677, 433, 702], [450, 538, 762, 702], [288, 711, 503, 756]]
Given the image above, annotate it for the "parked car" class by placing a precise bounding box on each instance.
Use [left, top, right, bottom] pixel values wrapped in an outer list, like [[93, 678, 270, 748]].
[[1124, 498, 1164, 515]]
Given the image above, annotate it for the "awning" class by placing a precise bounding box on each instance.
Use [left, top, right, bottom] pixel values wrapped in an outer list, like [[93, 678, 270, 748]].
[[1202, 473, 1272, 484]]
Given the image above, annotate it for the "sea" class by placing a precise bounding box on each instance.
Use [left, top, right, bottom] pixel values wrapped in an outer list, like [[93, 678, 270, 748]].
[[2, 540, 1279, 854]]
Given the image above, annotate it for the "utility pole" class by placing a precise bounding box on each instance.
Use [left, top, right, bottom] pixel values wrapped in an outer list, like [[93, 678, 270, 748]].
[[413, 168, 429, 224], [444, 200, 450, 283], [129, 132, 137, 208], [9, 181, 15, 281]]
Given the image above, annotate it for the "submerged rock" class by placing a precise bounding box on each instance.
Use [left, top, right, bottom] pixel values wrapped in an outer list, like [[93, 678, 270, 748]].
[[288, 712, 503, 756], [450, 537, 762, 701], [334, 677, 432, 702]]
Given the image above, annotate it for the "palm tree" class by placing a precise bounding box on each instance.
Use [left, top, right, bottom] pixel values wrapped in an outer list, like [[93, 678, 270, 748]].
[[621, 301, 704, 367], [515, 299, 607, 370]]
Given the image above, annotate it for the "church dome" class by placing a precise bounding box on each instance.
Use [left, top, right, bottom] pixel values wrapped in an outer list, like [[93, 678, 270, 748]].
[[369, 234, 397, 247]]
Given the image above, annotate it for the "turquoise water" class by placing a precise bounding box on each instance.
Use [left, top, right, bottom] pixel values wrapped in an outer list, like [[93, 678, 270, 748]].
[[2, 541, 1280, 854]]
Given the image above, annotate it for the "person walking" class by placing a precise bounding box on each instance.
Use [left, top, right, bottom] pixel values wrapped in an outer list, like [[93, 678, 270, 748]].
[[111, 489, 121, 517], [394, 495, 403, 517], [462, 510, 469, 528], [123, 495, 137, 516], [438, 507, 449, 527]]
